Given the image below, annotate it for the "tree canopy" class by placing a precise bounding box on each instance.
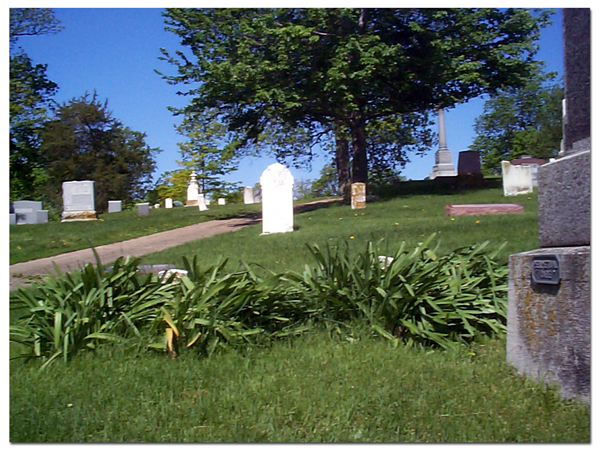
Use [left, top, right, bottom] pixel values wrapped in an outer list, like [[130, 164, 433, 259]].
[[470, 69, 563, 174], [10, 8, 63, 45], [160, 8, 551, 190], [10, 8, 62, 201], [39, 94, 159, 213]]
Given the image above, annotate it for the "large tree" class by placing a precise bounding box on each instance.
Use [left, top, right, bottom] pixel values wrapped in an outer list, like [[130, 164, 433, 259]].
[[10, 53, 58, 200], [39, 94, 160, 213], [160, 8, 551, 191], [10, 8, 62, 200], [470, 69, 563, 174]]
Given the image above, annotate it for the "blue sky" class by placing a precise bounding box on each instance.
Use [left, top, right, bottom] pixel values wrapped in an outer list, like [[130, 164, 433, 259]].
[[11, 6, 567, 189]]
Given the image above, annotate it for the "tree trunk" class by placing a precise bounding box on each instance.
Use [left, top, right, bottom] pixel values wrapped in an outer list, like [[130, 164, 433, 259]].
[[350, 116, 368, 187], [334, 123, 351, 201]]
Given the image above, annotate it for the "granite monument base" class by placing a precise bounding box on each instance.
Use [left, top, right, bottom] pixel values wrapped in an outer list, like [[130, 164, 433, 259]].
[[61, 211, 98, 222], [537, 150, 590, 248], [507, 246, 590, 403]]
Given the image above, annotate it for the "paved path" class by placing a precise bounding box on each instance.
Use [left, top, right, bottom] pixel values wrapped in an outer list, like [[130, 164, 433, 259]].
[[9, 198, 342, 290]]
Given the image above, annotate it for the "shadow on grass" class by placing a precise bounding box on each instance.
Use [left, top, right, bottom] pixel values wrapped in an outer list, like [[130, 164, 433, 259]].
[[371, 177, 504, 200]]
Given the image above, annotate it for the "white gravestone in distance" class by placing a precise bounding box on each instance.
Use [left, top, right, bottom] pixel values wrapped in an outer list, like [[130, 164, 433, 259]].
[[218, 198, 226, 206], [243, 186, 254, 204], [62, 180, 97, 222], [260, 163, 294, 235], [108, 200, 122, 213], [198, 194, 208, 211], [501, 161, 533, 196], [186, 171, 199, 206], [165, 198, 173, 209]]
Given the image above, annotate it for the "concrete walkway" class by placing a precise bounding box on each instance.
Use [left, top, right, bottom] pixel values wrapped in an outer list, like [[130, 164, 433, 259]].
[[9, 198, 342, 290]]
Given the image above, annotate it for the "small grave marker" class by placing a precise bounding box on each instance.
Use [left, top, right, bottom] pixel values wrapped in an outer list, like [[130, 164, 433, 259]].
[[137, 203, 150, 216], [108, 200, 122, 213], [351, 183, 366, 209], [501, 161, 533, 196]]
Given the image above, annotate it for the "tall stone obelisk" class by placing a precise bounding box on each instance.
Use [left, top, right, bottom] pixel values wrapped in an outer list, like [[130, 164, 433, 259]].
[[429, 108, 457, 179]]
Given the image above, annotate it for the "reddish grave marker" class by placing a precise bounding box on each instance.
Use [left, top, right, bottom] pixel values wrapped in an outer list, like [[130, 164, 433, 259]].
[[445, 203, 524, 216]]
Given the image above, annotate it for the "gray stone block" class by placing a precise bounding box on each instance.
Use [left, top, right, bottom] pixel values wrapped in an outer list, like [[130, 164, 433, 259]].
[[507, 246, 590, 402], [36, 210, 48, 224], [108, 200, 122, 213], [137, 203, 150, 216], [537, 150, 590, 247]]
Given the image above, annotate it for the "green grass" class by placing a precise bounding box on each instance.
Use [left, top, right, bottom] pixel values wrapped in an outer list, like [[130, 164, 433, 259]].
[[11, 187, 587, 443], [9, 202, 262, 264], [10, 332, 590, 442], [140, 188, 539, 272]]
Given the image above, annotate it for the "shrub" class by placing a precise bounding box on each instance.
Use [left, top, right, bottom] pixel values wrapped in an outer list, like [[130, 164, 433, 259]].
[[9, 251, 178, 367], [285, 233, 508, 350], [10, 236, 509, 365], [148, 256, 312, 357]]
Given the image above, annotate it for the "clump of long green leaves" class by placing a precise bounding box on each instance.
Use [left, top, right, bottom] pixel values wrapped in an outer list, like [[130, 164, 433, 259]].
[[285, 233, 508, 350], [9, 251, 178, 368], [148, 256, 312, 357], [10, 235, 508, 366]]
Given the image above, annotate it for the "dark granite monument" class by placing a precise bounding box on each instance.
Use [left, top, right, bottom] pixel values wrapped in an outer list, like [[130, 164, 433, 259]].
[[507, 9, 590, 403]]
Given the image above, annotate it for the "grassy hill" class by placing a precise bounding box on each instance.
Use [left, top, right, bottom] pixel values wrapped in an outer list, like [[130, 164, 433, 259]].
[[10, 187, 590, 443], [138, 188, 539, 272]]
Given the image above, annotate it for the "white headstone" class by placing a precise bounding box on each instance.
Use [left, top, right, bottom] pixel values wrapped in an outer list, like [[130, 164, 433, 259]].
[[186, 171, 199, 206], [62, 180, 97, 221], [108, 200, 122, 213], [501, 161, 533, 196], [198, 194, 208, 211], [243, 186, 254, 204], [165, 198, 173, 209], [218, 198, 226, 206], [260, 163, 294, 234]]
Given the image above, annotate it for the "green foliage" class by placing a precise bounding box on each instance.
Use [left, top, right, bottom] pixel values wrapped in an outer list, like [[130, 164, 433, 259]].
[[172, 109, 242, 194], [9, 52, 58, 201], [286, 234, 508, 350], [10, 252, 177, 367], [161, 8, 551, 186], [150, 256, 310, 357], [11, 236, 509, 365], [39, 93, 160, 213], [10, 8, 62, 201], [470, 69, 563, 174], [10, 8, 63, 45]]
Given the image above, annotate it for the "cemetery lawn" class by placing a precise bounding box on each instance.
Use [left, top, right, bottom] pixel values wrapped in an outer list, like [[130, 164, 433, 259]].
[[12, 187, 589, 442], [10, 332, 590, 442], [139, 188, 540, 272], [9, 202, 262, 265]]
